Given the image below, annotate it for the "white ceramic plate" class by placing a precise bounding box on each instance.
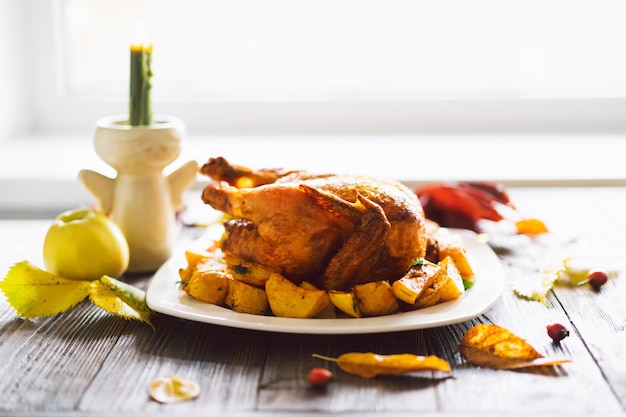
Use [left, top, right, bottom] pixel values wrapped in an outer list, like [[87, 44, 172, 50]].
[[146, 228, 504, 334]]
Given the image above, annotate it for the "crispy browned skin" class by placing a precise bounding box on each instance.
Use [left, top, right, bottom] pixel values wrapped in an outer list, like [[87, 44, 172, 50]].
[[200, 157, 296, 187], [201, 157, 427, 291]]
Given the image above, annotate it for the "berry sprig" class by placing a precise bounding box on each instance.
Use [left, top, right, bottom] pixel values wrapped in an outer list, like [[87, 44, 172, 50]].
[[578, 269, 609, 290], [546, 323, 570, 343], [259, 368, 333, 389]]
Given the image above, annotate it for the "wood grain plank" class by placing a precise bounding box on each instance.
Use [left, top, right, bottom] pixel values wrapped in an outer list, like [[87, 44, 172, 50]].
[[510, 186, 626, 408], [0, 302, 129, 413], [436, 289, 622, 414], [257, 332, 444, 413], [2, 188, 626, 415], [76, 313, 271, 414], [553, 281, 626, 408], [255, 186, 626, 414]]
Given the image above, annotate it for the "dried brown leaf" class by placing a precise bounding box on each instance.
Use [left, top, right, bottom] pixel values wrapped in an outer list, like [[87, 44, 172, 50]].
[[458, 324, 571, 370]]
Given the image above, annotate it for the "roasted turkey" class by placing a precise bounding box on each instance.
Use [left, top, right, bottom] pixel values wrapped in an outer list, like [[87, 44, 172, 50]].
[[200, 157, 429, 291]]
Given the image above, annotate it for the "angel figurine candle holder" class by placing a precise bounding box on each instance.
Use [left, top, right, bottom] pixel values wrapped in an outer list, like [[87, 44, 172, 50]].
[[79, 115, 198, 273]]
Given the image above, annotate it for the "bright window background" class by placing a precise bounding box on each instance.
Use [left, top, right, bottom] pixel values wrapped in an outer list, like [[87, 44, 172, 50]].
[[2, 0, 626, 214], [4, 0, 626, 136], [63, 0, 626, 101]]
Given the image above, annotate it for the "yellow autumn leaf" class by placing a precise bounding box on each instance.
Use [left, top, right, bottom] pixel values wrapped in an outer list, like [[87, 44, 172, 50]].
[[458, 324, 571, 370], [1, 260, 152, 327], [89, 277, 152, 328], [313, 352, 451, 378], [0, 261, 92, 319]]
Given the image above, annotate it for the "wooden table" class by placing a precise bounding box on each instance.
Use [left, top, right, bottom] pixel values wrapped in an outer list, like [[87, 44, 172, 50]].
[[1, 186, 626, 417]]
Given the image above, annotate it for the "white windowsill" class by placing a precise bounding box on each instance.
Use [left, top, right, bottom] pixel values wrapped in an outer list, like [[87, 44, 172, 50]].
[[1, 133, 625, 218]]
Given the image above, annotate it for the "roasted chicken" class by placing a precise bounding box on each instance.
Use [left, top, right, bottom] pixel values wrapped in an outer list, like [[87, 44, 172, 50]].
[[200, 157, 428, 291]]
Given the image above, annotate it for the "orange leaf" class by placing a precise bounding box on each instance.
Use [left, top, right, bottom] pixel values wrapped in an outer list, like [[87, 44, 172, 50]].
[[458, 324, 571, 370], [313, 352, 451, 378], [515, 218, 549, 235]]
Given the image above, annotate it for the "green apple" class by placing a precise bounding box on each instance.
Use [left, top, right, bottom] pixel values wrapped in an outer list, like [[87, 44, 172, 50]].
[[43, 208, 130, 280]]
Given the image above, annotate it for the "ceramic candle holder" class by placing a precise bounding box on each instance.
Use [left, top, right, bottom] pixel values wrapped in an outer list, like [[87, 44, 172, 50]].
[[79, 115, 198, 273]]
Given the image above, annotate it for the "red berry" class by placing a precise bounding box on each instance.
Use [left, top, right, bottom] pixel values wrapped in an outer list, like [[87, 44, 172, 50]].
[[307, 368, 333, 387], [585, 269, 608, 289], [546, 323, 570, 342]]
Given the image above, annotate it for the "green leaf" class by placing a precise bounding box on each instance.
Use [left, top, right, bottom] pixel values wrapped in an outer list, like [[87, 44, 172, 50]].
[[411, 258, 426, 267], [0, 261, 91, 319], [91, 276, 152, 328]]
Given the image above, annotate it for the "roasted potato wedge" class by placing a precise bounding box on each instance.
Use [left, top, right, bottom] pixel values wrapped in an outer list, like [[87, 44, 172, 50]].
[[265, 273, 331, 318], [225, 253, 280, 287], [183, 269, 230, 305], [301, 281, 337, 318], [414, 287, 441, 308], [353, 281, 399, 317], [179, 229, 476, 319], [179, 249, 226, 282], [225, 278, 269, 315], [312, 303, 337, 319], [391, 260, 441, 304], [328, 290, 362, 318], [402, 287, 441, 311], [179, 250, 212, 282], [432, 256, 465, 302], [438, 235, 474, 279]]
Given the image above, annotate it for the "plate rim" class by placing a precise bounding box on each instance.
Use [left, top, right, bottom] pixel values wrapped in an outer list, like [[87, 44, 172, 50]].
[[146, 228, 504, 334]]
